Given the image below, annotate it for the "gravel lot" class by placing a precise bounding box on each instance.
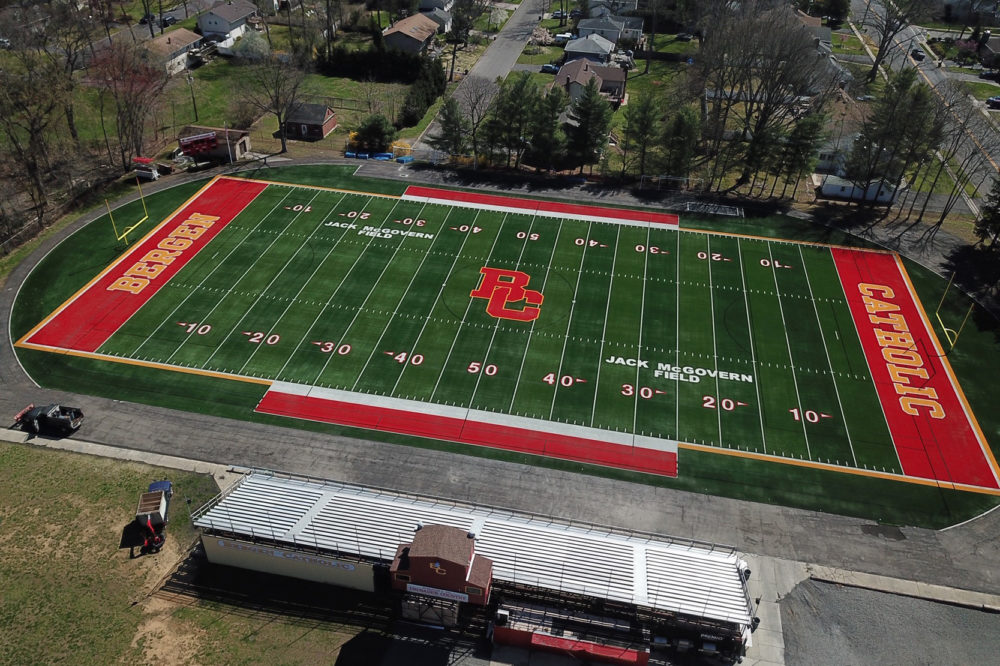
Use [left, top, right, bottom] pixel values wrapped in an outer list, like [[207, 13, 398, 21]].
[[782, 580, 1000, 665]]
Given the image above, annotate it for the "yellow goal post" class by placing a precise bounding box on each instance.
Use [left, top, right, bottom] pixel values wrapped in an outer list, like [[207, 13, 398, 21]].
[[107, 177, 150, 245]]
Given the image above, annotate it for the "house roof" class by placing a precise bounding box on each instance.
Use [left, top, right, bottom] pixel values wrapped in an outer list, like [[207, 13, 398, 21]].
[[207, 0, 257, 23], [383, 13, 438, 43], [144, 28, 202, 59], [565, 33, 614, 55], [427, 7, 451, 21], [286, 103, 334, 125], [578, 17, 622, 31], [178, 125, 249, 142], [615, 15, 643, 30], [795, 9, 822, 27]]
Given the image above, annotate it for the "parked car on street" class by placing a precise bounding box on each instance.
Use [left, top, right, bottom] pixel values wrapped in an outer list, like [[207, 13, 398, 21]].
[[541, 63, 559, 73], [986, 96, 1000, 109], [980, 70, 1000, 81], [551, 10, 566, 18], [160, 15, 177, 27], [911, 48, 925, 61], [139, 12, 155, 24]]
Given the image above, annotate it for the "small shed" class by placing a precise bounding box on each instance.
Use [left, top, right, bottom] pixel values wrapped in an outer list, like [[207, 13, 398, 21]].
[[177, 125, 252, 163], [283, 103, 338, 141]]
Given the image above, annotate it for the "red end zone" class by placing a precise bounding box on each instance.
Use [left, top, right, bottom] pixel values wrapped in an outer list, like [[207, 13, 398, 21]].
[[403, 185, 680, 226], [832, 249, 999, 489], [256, 390, 678, 477], [21, 177, 267, 353]]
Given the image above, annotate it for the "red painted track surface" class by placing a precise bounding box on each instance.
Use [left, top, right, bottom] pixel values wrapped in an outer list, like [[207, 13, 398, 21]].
[[404, 185, 680, 226], [25, 178, 267, 353], [832, 249, 998, 488], [256, 390, 678, 477]]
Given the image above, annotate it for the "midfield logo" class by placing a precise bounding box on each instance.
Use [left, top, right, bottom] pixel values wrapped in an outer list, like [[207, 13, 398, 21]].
[[470, 267, 544, 322]]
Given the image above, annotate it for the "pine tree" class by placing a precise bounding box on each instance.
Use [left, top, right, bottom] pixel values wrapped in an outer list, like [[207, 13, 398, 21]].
[[621, 92, 660, 177], [975, 177, 1000, 248], [567, 78, 612, 173], [428, 97, 470, 157]]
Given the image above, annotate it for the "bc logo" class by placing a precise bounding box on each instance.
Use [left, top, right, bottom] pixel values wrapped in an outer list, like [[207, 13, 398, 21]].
[[469, 267, 544, 322]]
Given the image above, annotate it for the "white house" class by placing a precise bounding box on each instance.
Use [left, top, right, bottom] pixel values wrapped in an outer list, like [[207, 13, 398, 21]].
[[577, 17, 623, 44], [419, 0, 454, 12], [589, 0, 638, 17], [820, 175, 900, 203], [564, 33, 615, 63], [197, 0, 258, 46], [424, 7, 453, 33], [144, 28, 203, 75]]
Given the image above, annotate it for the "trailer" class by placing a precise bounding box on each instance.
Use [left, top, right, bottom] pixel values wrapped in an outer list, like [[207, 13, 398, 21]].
[[13, 403, 84, 435], [135, 480, 173, 553]]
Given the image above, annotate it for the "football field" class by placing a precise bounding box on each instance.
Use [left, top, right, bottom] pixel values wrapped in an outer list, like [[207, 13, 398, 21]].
[[18, 176, 1000, 492]]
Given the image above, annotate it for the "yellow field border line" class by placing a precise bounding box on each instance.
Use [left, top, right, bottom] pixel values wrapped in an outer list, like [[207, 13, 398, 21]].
[[678, 441, 1000, 495], [894, 255, 1000, 486], [15, 175, 226, 348], [15, 341, 273, 386]]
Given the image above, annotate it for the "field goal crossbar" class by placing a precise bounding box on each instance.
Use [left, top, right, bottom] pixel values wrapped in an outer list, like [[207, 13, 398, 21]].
[[934, 272, 974, 351], [107, 177, 150, 245]]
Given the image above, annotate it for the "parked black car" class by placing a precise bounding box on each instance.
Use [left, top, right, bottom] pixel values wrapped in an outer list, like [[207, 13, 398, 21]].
[[911, 48, 926, 61], [139, 12, 155, 24], [160, 15, 177, 27]]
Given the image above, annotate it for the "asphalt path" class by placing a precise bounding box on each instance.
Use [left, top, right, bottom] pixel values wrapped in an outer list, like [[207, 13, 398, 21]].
[[2, 160, 999, 612]]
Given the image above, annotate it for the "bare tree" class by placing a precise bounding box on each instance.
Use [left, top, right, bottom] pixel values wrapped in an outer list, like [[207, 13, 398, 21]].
[[39, 2, 97, 144], [239, 55, 309, 153], [861, 0, 937, 82], [456, 76, 500, 168], [447, 0, 490, 81], [90, 42, 169, 171]]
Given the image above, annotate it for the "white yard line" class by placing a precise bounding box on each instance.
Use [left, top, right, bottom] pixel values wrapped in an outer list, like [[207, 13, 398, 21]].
[[707, 236, 723, 446], [389, 210, 481, 397], [508, 220, 565, 412], [348, 203, 445, 390], [798, 246, 857, 466], [274, 197, 388, 382], [199, 191, 325, 369], [466, 216, 538, 409], [631, 226, 650, 435], [134, 188, 297, 361], [589, 226, 621, 428], [548, 221, 594, 420], [428, 215, 510, 402], [308, 199, 417, 387], [830, 248, 903, 472], [736, 238, 768, 455], [674, 230, 681, 439], [235, 193, 350, 376], [767, 243, 812, 459]]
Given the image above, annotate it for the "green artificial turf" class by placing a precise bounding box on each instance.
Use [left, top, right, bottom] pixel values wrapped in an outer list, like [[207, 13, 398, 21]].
[[12, 169, 1000, 528]]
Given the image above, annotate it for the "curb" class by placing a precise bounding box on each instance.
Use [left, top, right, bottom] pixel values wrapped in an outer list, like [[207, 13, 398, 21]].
[[809, 565, 1000, 613]]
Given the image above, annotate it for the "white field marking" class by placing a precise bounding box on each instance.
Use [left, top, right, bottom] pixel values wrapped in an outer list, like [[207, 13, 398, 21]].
[[707, 236, 722, 446], [309, 199, 422, 387], [548, 221, 594, 420], [675, 229, 681, 439], [389, 209, 481, 397], [236, 193, 350, 375], [428, 214, 510, 401], [266, 381, 679, 454], [767, 242, 812, 459], [798, 245, 857, 466], [830, 248, 903, 472], [632, 225, 650, 436], [130, 187, 296, 360], [349, 203, 447, 390], [466, 215, 538, 410], [508, 218, 565, 411], [274, 196, 387, 381], [589, 225, 621, 427], [400, 193, 679, 228], [736, 238, 768, 454], [199, 190, 326, 369]]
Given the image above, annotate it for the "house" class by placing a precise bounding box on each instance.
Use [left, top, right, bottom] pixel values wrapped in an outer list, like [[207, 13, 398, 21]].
[[383, 13, 439, 54], [552, 59, 626, 105], [589, 0, 638, 17], [143, 28, 202, 75], [419, 0, 454, 12], [197, 0, 257, 46], [616, 15, 643, 42], [820, 174, 899, 203], [577, 17, 623, 44], [424, 7, 452, 34], [177, 125, 252, 163], [564, 33, 615, 63], [282, 103, 338, 141]]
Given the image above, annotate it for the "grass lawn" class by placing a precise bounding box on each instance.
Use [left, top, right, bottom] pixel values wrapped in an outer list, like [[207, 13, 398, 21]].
[[832, 31, 865, 56], [959, 79, 1000, 100], [0, 442, 363, 665], [649, 33, 699, 56], [518, 44, 563, 65]]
